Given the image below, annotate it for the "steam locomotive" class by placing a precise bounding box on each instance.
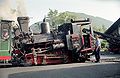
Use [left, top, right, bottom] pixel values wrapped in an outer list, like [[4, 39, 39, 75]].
[[0, 17, 95, 66]]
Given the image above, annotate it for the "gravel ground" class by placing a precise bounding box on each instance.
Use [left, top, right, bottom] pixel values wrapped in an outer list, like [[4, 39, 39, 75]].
[[0, 53, 120, 78], [0, 62, 120, 78]]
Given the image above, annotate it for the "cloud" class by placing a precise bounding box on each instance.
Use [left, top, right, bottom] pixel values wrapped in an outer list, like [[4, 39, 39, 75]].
[[0, 0, 13, 19], [0, 0, 27, 21], [95, 0, 120, 2]]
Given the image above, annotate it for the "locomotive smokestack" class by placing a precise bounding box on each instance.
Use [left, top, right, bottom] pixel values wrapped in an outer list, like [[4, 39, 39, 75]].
[[17, 17, 29, 33], [40, 18, 50, 34]]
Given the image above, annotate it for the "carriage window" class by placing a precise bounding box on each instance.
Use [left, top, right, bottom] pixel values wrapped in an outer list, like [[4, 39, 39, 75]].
[[2, 29, 9, 40]]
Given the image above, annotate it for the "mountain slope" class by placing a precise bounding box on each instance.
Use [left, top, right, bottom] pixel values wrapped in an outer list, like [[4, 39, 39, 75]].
[[66, 11, 113, 28], [30, 12, 113, 33]]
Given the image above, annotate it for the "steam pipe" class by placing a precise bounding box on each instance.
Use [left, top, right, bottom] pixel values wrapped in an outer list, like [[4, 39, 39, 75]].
[[71, 18, 90, 23]]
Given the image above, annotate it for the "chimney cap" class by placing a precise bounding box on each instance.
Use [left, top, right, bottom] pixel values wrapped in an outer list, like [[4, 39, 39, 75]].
[[17, 17, 29, 20]]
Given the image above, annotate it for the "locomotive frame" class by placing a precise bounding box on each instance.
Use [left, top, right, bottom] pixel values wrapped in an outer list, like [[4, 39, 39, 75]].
[[0, 17, 95, 66]]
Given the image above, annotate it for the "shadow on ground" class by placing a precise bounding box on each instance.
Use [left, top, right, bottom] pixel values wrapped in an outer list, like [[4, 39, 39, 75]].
[[8, 63, 120, 78]]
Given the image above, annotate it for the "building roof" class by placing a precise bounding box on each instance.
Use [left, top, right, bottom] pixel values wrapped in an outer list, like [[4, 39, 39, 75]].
[[105, 18, 120, 34]]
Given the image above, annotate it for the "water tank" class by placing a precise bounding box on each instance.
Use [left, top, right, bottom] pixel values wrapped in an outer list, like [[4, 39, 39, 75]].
[[40, 22, 50, 34]]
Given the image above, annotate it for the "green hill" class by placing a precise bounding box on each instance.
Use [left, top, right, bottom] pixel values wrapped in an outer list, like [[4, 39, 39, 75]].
[[66, 12, 113, 29], [30, 11, 113, 33], [30, 22, 41, 33]]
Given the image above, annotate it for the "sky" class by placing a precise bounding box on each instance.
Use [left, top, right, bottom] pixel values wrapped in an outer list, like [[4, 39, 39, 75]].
[[1, 0, 119, 25], [24, 0, 120, 25]]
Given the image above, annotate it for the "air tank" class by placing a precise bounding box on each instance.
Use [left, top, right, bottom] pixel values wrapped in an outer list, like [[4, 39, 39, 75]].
[[40, 18, 50, 34]]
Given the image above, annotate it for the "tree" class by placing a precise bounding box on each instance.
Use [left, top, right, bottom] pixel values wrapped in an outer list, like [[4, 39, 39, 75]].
[[47, 9, 58, 28], [92, 24, 107, 33], [92, 26, 102, 32], [57, 12, 76, 24], [101, 25, 107, 33], [48, 9, 58, 18], [0, 17, 3, 20], [47, 9, 77, 28]]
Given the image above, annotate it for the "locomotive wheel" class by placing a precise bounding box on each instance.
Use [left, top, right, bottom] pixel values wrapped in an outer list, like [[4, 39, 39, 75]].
[[11, 59, 25, 66], [23, 60, 33, 66], [63, 55, 69, 63], [79, 57, 86, 63]]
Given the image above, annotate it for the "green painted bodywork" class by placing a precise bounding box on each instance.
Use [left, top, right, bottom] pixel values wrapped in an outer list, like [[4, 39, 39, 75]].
[[0, 39, 11, 56], [0, 21, 12, 57]]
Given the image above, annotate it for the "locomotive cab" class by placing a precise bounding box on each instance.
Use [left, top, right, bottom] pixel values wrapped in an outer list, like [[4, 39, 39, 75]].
[[0, 20, 13, 62]]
